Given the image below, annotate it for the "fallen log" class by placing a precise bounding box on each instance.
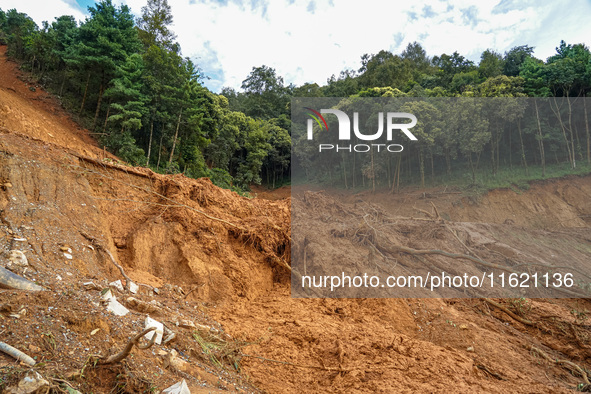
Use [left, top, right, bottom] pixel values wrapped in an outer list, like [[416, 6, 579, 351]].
[[0, 265, 44, 291]]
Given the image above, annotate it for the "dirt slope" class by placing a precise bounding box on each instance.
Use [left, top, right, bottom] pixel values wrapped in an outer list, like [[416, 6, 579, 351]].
[[1, 46, 591, 393]]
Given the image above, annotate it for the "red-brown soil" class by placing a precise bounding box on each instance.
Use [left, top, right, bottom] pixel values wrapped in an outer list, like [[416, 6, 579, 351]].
[[1, 45, 591, 393]]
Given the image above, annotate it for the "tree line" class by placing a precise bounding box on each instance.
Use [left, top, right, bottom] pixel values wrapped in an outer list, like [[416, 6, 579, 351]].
[[1, 0, 590, 191], [0, 0, 290, 191]]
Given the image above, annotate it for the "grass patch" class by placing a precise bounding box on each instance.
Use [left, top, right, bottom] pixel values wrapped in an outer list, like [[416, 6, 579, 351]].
[[428, 162, 591, 196], [192, 330, 253, 373]]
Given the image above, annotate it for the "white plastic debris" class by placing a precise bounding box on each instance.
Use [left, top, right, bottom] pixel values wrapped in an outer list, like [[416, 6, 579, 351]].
[[129, 281, 138, 294], [144, 316, 164, 345], [162, 379, 190, 394], [109, 280, 124, 292], [101, 289, 129, 317]]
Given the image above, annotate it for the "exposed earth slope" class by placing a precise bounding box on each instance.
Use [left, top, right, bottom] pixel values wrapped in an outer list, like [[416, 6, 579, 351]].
[[1, 45, 591, 393]]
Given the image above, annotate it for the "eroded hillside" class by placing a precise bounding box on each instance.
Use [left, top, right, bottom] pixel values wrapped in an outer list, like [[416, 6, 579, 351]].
[[1, 46, 591, 393]]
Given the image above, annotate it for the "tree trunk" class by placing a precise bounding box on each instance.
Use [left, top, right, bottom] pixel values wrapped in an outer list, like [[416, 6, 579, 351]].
[[79, 72, 91, 116], [92, 80, 105, 130], [59, 70, 67, 97], [146, 118, 154, 167], [430, 152, 434, 184], [567, 97, 576, 168], [157, 133, 164, 170], [468, 153, 476, 184], [584, 98, 590, 165], [517, 118, 528, 175], [551, 97, 574, 168], [419, 151, 425, 189], [103, 98, 112, 133], [371, 150, 375, 193], [168, 108, 183, 167], [534, 100, 546, 177]]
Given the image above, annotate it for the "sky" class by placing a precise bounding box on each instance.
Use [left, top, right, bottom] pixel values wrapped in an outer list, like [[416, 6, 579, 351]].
[[3, 0, 591, 93]]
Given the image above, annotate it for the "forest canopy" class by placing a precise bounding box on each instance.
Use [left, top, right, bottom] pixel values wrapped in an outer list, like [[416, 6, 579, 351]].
[[0, 0, 590, 192]]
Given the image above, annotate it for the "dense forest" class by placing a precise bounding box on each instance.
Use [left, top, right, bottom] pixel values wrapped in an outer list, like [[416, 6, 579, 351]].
[[0, 0, 590, 192]]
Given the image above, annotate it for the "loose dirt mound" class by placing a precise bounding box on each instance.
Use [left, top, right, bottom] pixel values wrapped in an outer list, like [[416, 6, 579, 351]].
[[1, 46, 590, 393]]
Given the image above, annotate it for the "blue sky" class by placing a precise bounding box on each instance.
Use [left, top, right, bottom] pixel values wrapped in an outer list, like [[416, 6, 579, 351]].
[[3, 0, 591, 92]]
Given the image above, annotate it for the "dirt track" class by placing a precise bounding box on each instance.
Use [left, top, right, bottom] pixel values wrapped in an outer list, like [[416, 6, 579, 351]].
[[1, 45, 591, 393]]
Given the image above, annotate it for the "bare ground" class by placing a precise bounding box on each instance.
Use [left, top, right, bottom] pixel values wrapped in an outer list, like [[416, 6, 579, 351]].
[[1, 45, 591, 393]]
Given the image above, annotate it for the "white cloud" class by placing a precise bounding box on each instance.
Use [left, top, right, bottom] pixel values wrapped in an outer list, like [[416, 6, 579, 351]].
[[1, 0, 86, 26], [5, 0, 591, 92]]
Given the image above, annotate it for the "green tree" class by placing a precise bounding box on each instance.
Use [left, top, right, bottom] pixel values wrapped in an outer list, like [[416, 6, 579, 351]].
[[503, 45, 534, 77], [136, 0, 177, 51], [67, 0, 141, 128], [478, 49, 504, 79]]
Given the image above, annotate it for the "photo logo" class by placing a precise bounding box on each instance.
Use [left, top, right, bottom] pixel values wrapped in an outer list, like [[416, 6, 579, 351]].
[[305, 107, 328, 132], [305, 108, 418, 153]]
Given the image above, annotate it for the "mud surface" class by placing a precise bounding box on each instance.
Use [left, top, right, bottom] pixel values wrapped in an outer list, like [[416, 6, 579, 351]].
[[1, 45, 591, 393]]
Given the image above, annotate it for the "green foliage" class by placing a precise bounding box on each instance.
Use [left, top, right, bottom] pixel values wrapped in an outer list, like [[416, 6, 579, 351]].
[[3, 2, 591, 192], [102, 130, 145, 165]]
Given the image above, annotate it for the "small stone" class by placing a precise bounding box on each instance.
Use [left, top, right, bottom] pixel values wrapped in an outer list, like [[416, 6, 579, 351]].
[[467, 346, 474, 352], [459, 324, 468, 330], [178, 320, 196, 329], [63, 253, 73, 260], [90, 328, 100, 336], [8, 250, 28, 267], [8, 370, 49, 393]]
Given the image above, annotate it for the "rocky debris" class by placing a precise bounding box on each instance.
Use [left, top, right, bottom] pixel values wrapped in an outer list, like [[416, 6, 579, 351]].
[[126, 297, 162, 314], [7, 370, 49, 394], [7, 250, 28, 268]]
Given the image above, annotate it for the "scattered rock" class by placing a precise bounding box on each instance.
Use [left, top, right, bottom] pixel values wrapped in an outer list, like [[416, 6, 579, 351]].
[[82, 281, 101, 291], [7, 370, 49, 394], [467, 346, 474, 352], [126, 297, 161, 314], [8, 250, 28, 268], [178, 320, 196, 329], [163, 349, 190, 372], [129, 281, 138, 294], [63, 253, 73, 260]]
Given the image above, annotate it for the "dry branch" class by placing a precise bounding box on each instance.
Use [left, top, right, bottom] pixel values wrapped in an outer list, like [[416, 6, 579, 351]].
[[483, 298, 534, 326], [100, 247, 132, 291], [98, 327, 157, 364], [531, 345, 590, 385]]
